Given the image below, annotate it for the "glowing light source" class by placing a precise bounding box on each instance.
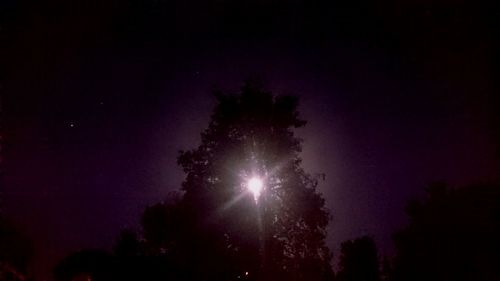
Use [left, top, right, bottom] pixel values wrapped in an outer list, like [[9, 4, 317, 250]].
[[247, 177, 263, 200]]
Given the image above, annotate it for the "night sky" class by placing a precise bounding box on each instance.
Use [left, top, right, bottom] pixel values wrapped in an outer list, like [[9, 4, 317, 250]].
[[4, 0, 499, 279]]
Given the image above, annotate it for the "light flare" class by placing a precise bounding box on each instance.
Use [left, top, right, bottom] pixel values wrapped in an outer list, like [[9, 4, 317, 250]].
[[247, 177, 263, 200]]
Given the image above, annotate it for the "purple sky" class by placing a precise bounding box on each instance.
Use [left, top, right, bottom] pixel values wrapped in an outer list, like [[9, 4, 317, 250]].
[[4, 0, 499, 279]]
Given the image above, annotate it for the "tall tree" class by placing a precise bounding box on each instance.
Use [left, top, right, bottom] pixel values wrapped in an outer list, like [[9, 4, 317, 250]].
[[144, 81, 333, 281], [336, 236, 380, 281]]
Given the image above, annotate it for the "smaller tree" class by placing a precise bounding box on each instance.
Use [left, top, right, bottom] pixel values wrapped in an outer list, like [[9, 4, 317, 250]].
[[0, 216, 33, 278], [391, 182, 500, 281], [140, 192, 185, 256], [336, 236, 380, 281], [114, 229, 141, 258], [53, 249, 114, 281]]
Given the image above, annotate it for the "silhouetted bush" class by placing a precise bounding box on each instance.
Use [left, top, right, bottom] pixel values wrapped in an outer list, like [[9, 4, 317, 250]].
[[391, 182, 500, 281]]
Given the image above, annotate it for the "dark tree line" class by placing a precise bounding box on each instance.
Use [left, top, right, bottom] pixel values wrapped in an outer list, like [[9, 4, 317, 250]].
[[333, 183, 500, 281], [55, 82, 333, 281], [53, 181, 500, 281], [53, 83, 500, 281]]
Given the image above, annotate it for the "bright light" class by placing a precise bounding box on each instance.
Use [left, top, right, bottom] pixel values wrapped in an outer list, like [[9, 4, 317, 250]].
[[247, 177, 263, 200]]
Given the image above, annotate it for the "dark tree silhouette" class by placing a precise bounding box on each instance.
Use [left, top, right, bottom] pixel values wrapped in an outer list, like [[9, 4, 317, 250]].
[[53, 249, 114, 281], [141, 81, 333, 281], [391, 182, 500, 281], [336, 236, 380, 281], [141, 192, 184, 257], [379, 256, 392, 281], [114, 229, 141, 258], [112, 230, 179, 281], [0, 216, 33, 280]]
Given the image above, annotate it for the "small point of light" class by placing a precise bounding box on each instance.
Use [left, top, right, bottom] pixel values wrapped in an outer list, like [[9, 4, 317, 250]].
[[247, 177, 263, 200], [245, 271, 249, 276]]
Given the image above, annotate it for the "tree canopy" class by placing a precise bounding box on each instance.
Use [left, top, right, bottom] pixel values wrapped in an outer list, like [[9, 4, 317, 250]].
[[141, 81, 333, 281]]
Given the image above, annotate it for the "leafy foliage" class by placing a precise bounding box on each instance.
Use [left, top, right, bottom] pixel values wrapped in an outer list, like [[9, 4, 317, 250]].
[[55, 82, 333, 281], [143, 81, 333, 280]]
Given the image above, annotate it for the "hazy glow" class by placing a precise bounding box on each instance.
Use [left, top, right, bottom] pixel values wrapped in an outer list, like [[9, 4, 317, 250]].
[[247, 177, 263, 200]]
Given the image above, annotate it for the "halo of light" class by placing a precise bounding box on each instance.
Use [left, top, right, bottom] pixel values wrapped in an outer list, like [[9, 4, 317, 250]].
[[247, 177, 263, 200]]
